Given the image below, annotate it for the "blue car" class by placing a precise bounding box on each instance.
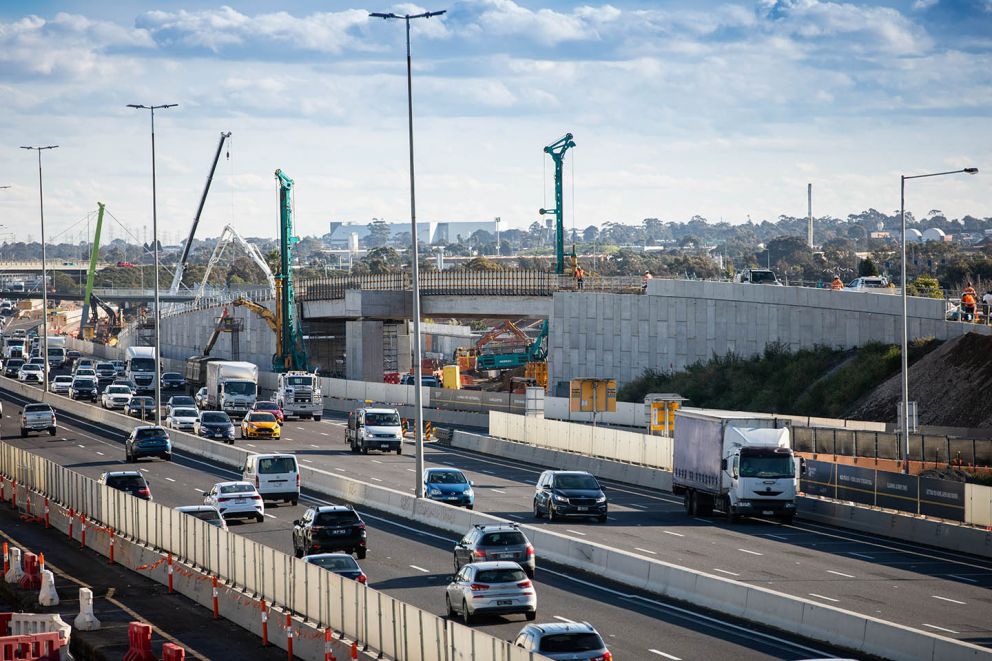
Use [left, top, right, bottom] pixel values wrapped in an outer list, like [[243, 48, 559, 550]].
[[423, 468, 475, 509]]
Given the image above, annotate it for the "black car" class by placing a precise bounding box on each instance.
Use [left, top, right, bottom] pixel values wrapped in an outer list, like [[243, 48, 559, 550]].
[[65, 350, 82, 368], [68, 376, 99, 401], [161, 372, 186, 390], [292, 506, 367, 559], [98, 471, 152, 500], [195, 410, 236, 443], [125, 425, 172, 462], [127, 396, 156, 420], [3, 359, 24, 378], [533, 470, 608, 522]]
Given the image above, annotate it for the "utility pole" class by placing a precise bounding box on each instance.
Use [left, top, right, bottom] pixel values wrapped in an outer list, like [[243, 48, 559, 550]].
[[807, 183, 813, 248]]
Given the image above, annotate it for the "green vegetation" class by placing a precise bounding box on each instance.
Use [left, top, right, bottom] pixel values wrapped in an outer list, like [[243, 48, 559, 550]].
[[618, 340, 938, 418]]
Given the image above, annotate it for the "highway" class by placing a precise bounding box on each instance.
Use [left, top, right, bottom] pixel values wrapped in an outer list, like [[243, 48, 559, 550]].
[[0, 384, 848, 661]]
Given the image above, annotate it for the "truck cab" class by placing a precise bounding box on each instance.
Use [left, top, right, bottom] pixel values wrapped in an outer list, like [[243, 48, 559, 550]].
[[126, 346, 158, 394], [346, 407, 403, 455], [275, 371, 323, 421]]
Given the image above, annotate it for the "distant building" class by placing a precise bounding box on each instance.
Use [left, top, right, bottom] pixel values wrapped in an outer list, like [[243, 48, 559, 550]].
[[922, 228, 949, 243], [869, 231, 891, 239], [325, 220, 497, 248]]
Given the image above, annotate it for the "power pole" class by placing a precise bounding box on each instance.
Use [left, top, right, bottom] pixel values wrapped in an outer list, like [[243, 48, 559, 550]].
[[807, 183, 813, 248]]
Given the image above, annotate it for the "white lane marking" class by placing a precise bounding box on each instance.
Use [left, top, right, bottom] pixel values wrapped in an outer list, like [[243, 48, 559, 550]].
[[808, 593, 840, 603], [649, 650, 681, 660], [553, 615, 577, 624], [139, 468, 149, 473], [295, 426, 306, 431], [566, 529, 586, 536], [713, 568, 740, 577], [506, 514, 524, 520], [634, 547, 657, 555], [947, 574, 977, 583], [406, 469, 416, 472], [95, 451, 104, 456], [302, 459, 313, 464], [489, 489, 505, 494], [310, 444, 319, 449], [849, 552, 874, 560], [764, 534, 788, 541], [334, 468, 345, 472], [480, 470, 495, 475], [263, 513, 276, 519], [409, 565, 430, 574], [165, 477, 176, 483], [371, 459, 382, 464], [77, 444, 85, 448], [738, 548, 763, 556], [932, 595, 966, 605], [827, 570, 854, 578], [663, 531, 684, 538], [371, 477, 382, 482], [246, 444, 255, 448], [320, 433, 329, 437], [922, 623, 960, 634], [194, 488, 204, 493]]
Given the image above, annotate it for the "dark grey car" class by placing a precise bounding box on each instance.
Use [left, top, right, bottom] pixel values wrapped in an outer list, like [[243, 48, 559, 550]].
[[533, 471, 608, 523], [453, 524, 535, 578]]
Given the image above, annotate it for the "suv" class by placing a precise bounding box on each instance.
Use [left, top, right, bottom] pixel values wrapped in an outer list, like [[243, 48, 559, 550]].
[[845, 276, 889, 291], [125, 425, 173, 462], [533, 471, 608, 523], [512, 622, 611, 661], [453, 524, 535, 578], [101, 384, 133, 410], [98, 471, 152, 501], [4, 358, 24, 377], [20, 403, 57, 437], [95, 362, 117, 382], [735, 268, 782, 286], [292, 506, 367, 559], [68, 376, 99, 402]]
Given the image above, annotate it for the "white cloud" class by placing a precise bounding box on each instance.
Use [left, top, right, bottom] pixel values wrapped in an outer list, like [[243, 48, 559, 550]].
[[912, 0, 940, 10]]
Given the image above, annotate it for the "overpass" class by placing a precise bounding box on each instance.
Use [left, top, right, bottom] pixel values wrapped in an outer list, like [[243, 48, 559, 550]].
[[0, 260, 113, 272]]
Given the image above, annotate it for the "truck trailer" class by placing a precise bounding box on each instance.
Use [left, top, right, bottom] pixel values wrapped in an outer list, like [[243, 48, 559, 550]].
[[672, 409, 802, 523]]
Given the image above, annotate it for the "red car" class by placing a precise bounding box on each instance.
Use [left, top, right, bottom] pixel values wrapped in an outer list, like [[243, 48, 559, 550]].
[[116, 261, 136, 268], [252, 401, 284, 424]]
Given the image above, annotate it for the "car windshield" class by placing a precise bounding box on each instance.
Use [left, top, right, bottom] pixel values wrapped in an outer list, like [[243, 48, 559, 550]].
[[255, 402, 278, 410], [539, 633, 605, 653], [173, 408, 198, 419], [97, 363, 114, 370], [365, 412, 400, 426], [76, 369, 95, 375], [739, 455, 794, 479], [54, 376, 72, 383], [108, 475, 146, 489], [480, 532, 526, 547], [130, 358, 155, 372], [749, 270, 777, 283], [258, 457, 296, 474], [201, 412, 230, 424], [308, 555, 358, 571], [73, 378, 96, 387], [428, 471, 467, 484], [22, 364, 41, 371], [24, 404, 53, 413], [184, 509, 221, 523], [286, 376, 313, 386], [314, 511, 359, 526], [135, 427, 168, 440], [248, 413, 276, 423], [220, 484, 254, 494], [225, 382, 256, 396], [474, 567, 526, 583], [107, 386, 130, 394], [171, 397, 195, 406], [163, 372, 181, 379], [131, 398, 154, 407], [555, 474, 600, 490]]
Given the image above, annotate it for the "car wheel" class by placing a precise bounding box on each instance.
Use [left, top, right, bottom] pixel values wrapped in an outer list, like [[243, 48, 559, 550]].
[[396, 447, 402, 455], [533, 500, 542, 519], [446, 595, 455, 619], [255, 513, 264, 523], [525, 610, 537, 621], [361, 446, 369, 455], [453, 557, 460, 573], [165, 453, 173, 462], [19, 428, 26, 438], [294, 543, 303, 559], [548, 504, 556, 522], [313, 416, 321, 422], [466, 505, 473, 511], [461, 601, 472, 625], [525, 566, 534, 579], [291, 498, 298, 506], [48, 428, 56, 436]]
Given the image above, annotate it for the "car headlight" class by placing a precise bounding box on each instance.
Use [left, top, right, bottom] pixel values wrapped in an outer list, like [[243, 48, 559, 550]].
[[465, 489, 474, 497], [428, 488, 441, 497], [553, 494, 568, 502], [596, 496, 607, 503]]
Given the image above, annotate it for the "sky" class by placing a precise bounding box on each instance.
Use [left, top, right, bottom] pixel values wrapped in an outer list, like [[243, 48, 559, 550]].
[[0, 0, 990, 245]]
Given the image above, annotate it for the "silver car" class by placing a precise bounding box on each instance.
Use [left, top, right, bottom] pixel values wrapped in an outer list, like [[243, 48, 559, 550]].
[[166, 407, 199, 432], [49, 375, 73, 395], [511, 622, 611, 661], [445, 561, 536, 624]]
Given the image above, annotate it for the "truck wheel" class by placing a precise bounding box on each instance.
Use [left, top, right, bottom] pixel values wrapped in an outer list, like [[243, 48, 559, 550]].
[[778, 513, 795, 524], [683, 492, 696, 516], [361, 446, 369, 455], [696, 494, 714, 517], [396, 447, 402, 455], [313, 416, 321, 422]]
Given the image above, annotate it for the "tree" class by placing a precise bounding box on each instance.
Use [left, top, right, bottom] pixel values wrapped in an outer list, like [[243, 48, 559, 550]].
[[582, 225, 599, 243], [354, 247, 402, 274], [858, 256, 879, 277], [906, 274, 943, 299], [462, 256, 502, 272], [366, 219, 391, 248]]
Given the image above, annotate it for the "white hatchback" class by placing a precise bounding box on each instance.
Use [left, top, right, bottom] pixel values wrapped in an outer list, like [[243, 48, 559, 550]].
[[203, 481, 264, 522], [445, 561, 536, 624], [166, 407, 200, 432]]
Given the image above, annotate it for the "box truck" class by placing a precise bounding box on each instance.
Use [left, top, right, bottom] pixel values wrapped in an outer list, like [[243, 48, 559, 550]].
[[205, 361, 258, 418], [126, 346, 158, 394]]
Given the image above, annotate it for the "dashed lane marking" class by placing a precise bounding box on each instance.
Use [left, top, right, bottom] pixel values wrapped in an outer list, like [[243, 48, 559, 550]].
[[713, 568, 740, 577], [634, 547, 657, 555], [649, 650, 681, 660], [808, 593, 839, 603], [932, 595, 966, 605]]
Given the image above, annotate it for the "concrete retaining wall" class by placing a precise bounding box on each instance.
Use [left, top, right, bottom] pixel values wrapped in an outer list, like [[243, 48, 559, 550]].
[[549, 282, 992, 388], [2, 378, 984, 661]]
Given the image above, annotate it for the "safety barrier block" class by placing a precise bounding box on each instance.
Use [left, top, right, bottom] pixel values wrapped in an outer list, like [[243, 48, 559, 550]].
[[4, 548, 23, 584], [122, 622, 155, 661], [73, 588, 101, 631], [18, 552, 41, 590], [161, 642, 186, 661], [0, 630, 64, 661]]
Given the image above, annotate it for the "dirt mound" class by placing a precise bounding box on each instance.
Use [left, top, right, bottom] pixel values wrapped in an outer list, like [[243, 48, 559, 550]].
[[847, 332, 992, 427]]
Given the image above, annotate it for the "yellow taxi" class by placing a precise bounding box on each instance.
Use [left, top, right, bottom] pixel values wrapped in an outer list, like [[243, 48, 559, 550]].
[[240, 411, 281, 439]]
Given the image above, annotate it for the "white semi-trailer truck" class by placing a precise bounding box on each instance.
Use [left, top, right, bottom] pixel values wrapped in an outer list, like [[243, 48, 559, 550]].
[[672, 409, 803, 523]]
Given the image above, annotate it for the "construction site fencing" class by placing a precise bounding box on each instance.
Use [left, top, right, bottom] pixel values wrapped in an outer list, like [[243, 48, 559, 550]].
[[792, 426, 992, 467], [0, 442, 540, 661]]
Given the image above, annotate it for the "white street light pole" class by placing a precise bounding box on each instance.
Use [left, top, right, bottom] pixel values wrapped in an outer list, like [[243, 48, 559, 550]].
[[128, 103, 178, 426], [900, 167, 978, 474], [370, 8, 446, 499], [21, 146, 59, 393]]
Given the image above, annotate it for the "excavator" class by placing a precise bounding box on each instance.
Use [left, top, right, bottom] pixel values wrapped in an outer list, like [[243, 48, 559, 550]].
[[472, 320, 549, 371]]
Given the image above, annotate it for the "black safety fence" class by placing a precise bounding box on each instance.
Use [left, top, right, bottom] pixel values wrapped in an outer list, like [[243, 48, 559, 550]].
[[791, 426, 992, 468], [801, 459, 966, 521]]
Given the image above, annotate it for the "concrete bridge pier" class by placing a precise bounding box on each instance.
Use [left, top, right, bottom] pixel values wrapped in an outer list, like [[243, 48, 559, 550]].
[[344, 320, 410, 381]]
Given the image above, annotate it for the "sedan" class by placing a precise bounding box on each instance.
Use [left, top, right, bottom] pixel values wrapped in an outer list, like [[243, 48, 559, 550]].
[[73, 367, 97, 379], [49, 375, 73, 395], [65, 350, 82, 368], [445, 562, 536, 624], [203, 481, 264, 522], [195, 410, 236, 443], [166, 407, 199, 432], [251, 401, 284, 424], [68, 377, 100, 401], [240, 412, 281, 439], [161, 372, 186, 390], [17, 363, 44, 383], [101, 384, 133, 410], [166, 395, 196, 416], [127, 396, 156, 420], [423, 468, 475, 509], [303, 553, 367, 584]]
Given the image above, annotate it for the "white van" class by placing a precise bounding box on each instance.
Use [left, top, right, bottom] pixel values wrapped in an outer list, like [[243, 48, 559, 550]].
[[242, 453, 300, 505]]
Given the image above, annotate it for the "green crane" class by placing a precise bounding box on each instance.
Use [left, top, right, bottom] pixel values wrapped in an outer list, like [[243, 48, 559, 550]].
[[539, 132, 575, 275], [79, 202, 105, 338], [274, 169, 308, 372]]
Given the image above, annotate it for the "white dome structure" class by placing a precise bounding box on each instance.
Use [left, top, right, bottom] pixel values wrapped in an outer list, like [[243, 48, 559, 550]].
[[906, 228, 924, 243], [922, 228, 946, 243]]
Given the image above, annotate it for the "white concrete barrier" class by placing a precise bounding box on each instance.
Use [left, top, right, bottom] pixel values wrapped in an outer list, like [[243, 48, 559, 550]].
[[74, 587, 101, 631], [38, 569, 58, 606]]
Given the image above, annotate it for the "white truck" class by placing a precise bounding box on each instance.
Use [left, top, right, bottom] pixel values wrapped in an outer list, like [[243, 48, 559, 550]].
[[275, 371, 323, 421], [346, 407, 403, 454], [126, 346, 158, 394], [205, 361, 258, 419], [672, 409, 803, 523]]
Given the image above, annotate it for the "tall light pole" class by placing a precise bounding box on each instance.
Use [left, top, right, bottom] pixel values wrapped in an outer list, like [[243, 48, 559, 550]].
[[21, 146, 59, 392], [899, 167, 978, 473], [370, 9, 446, 498], [128, 103, 178, 426], [495, 216, 501, 257]]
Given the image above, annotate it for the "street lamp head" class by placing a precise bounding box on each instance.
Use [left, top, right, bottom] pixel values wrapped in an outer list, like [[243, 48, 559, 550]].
[[964, 167, 979, 174], [126, 104, 147, 109], [370, 12, 399, 18]]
